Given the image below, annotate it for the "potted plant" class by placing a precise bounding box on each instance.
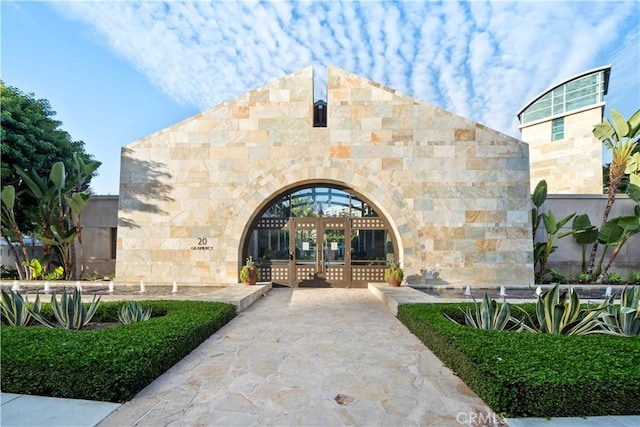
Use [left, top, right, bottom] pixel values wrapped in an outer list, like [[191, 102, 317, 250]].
[[240, 256, 260, 285], [384, 256, 403, 287]]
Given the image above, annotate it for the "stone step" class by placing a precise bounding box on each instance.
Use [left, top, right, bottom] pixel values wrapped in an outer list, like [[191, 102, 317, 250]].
[[202, 282, 272, 312], [368, 283, 437, 315]]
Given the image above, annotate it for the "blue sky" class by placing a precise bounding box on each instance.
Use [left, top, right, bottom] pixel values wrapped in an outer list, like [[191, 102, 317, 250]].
[[2, 1, 639, 195]]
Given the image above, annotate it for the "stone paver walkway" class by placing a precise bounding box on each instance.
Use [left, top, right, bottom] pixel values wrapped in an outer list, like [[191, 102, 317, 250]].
[[98, 288, 496, 426]]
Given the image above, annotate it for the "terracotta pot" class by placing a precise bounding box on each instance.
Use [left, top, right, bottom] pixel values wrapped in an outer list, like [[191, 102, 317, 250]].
[[388, 272, 401, 287], [244, 267, 258, 286]]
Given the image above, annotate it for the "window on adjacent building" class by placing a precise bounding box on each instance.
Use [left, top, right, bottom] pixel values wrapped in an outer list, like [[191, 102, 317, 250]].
[[110, 228, 117, 259], [552, 117, 564, 141], [520, 68, 607, 124]]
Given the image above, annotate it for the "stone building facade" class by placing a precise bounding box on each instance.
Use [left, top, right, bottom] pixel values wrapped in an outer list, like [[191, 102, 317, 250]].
[[518, 66, 609, 194], [116, 66, 533, 288]]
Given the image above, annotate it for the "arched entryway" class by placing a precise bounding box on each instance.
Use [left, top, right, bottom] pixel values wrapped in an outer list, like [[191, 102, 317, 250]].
[[241, 184, 399, 288]]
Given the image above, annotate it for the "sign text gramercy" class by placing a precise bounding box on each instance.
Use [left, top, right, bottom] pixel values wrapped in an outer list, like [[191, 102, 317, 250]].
[[191, 237, 213, 250]]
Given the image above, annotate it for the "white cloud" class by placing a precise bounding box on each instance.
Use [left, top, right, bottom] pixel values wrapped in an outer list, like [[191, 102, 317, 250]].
[[52, 0, 638, 137]]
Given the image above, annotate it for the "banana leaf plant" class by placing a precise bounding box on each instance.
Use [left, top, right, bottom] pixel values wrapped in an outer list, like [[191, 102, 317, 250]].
[[531, 180, 547, 241], [596, 212, 640, 283], [535, 210, 575, 283], [38, 224, 77, 280], [570, 214, 598, 273]]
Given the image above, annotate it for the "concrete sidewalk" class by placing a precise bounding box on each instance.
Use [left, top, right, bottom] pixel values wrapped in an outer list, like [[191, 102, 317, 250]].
[[98, 287, 494, 426], [0, 393, 120, 427]]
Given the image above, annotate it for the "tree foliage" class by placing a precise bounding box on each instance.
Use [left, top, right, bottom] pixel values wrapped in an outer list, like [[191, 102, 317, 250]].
[[0, 81, 95, 234], [1, 82, 100, 279]]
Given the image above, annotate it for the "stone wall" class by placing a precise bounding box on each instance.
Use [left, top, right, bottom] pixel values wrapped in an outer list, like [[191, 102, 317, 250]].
[[539, 194, 640, 276], [116, 66, 534, 287], [522, 107, 604, 194]]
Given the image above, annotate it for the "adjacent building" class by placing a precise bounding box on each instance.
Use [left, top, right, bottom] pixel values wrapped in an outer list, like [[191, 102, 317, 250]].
[[517, 65, 610, 194]]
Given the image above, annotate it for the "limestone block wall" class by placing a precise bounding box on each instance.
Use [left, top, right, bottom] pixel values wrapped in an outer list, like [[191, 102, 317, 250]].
[[522, 108, 604, 194], [117, 66, 534, 287]]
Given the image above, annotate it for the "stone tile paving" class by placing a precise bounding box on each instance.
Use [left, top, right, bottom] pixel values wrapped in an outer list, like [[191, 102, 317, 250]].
[[98, 288, 502, 426]]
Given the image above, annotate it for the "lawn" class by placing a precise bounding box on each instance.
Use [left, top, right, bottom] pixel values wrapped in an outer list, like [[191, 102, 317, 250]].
[[1, 300, 236, 403], [398, 303, 640, 418]]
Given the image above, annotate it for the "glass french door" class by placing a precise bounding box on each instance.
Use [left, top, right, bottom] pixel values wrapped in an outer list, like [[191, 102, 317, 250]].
[[292, 218, 348, 287]]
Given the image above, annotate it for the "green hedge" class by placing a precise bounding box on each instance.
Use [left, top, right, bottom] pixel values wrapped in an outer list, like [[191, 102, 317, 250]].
[[1, 300, 236, 403], [397, 303, 640, 418]]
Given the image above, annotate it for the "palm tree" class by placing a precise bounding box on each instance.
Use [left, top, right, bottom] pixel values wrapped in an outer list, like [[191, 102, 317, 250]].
[[587, 109, 640, 274]]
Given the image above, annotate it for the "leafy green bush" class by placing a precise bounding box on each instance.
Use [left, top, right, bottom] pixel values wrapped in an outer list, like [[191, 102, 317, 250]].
[[627, 271, 640, 285], [605, 272, 622, 284], [1, 300, 236, 402], [398, 303, 640, 418], [544, 268, 567, 283], [574, 272, 593, 283], [0, 265, 19, 279]]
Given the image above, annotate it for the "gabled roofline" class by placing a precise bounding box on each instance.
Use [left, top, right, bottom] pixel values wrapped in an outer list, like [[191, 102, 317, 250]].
[[516, 65, 611, 120]]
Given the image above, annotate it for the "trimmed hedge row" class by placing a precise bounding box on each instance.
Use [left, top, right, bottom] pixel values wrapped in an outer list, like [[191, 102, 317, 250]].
[[1, 300, 236, 402], [397, 303, 640, 418]]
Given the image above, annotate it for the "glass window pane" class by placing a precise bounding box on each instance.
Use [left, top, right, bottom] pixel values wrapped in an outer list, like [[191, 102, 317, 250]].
[[249, 229, 290, 261], [552, 118, 564, 141], [324, 228, 345, 265], [295, 229, 316, 265], [261, 186, 378, 218], [351, 229, 391, 265]]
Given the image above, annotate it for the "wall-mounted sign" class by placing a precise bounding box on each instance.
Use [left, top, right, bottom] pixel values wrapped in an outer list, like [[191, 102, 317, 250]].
[[191, 237, 213, 250], [302, 241, 310, 251], [331, 242, 338, 251]]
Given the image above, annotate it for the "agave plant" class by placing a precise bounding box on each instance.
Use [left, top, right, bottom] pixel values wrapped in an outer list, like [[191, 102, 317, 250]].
[[118, 301, 152, 324], [444, 293, 527, 331], [602, 285, 640, 336], [0, 289, 42, 326], [30, 287, 101, 330], [534, 284, 610, 335]]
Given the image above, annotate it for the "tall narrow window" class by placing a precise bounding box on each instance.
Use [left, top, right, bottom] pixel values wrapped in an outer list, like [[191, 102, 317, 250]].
[[552, 117, 564, 141], [110, 228, 117, 259]]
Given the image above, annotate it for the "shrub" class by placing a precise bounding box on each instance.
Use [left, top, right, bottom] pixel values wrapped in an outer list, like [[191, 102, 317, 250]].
[[626, 271, 640, 285], [1, 300, 236, 402], [545, 268, 567, 284], [398, 303, 640, 418], [574, 272, 593, 283], [0, 265, 19, 279], [605, 272, 622, 284]]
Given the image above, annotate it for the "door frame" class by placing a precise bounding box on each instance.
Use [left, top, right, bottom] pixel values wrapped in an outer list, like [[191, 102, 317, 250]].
[[291, 217, 350, 288], [239, 183, 400, 288]]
